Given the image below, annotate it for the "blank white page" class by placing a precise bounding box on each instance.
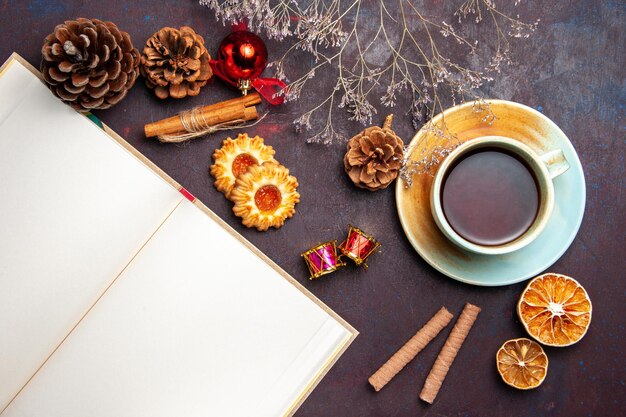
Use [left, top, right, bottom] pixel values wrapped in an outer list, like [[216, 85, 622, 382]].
[[0, 60, 183, 410], [3, 199, 352, 417]]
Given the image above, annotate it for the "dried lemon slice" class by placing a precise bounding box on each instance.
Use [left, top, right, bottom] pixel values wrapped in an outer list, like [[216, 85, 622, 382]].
[[231, 162, 299, 231], [496, 338, 548, 390], [518, 273, 592, 347], [210, 133, 277, 199]]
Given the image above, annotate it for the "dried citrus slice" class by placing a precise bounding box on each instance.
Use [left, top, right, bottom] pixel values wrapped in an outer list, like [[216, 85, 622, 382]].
[[518, 273, 592, 347], [496, 338, 548, 390]]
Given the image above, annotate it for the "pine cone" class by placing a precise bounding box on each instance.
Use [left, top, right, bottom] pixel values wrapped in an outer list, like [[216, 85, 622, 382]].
[[140, 26, 212, 99], [344, 115, 404, 191], [41, 18, 140, 112]]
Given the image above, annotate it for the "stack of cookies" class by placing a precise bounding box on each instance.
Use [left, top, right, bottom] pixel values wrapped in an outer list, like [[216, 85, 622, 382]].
[[210, 133, 299, 231]]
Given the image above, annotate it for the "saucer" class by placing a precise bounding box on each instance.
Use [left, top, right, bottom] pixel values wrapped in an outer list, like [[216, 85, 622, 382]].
[[395, 100, 586, 286]]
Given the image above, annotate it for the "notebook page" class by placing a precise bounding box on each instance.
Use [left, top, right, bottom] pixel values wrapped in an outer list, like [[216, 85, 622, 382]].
[[0, 60, 183, 411], [2, 199, 352, 417], [0, 60, 35, 126]]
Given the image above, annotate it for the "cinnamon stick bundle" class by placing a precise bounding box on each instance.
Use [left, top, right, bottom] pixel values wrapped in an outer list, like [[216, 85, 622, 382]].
[[144, 92, 261, 139], [419, 303, 481, 404], [368, 307, 454, 391]]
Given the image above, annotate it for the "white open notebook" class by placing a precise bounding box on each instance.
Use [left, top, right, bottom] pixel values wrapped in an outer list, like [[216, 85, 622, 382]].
[[0, 54, 356, 417]]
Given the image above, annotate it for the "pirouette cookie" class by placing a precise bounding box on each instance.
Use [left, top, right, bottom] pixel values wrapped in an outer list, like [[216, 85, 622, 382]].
[[368, 307, 454, 391], [420, 303, 481, 404], [210, 133, 276, 199], [230, 162, 300, 231]]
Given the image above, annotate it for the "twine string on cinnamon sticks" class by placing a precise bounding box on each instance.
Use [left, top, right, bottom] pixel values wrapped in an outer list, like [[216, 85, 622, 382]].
[[368, 307, 454, 392], [157, 112, 267, 143], [419, 303, 481, 404], [144, 92, 262, 143]]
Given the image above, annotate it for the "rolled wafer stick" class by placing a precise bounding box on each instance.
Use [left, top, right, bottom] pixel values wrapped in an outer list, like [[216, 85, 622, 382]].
[[144, 93, 261, 138], [368, 307, 454, 391], [419, 303, 481, 404]]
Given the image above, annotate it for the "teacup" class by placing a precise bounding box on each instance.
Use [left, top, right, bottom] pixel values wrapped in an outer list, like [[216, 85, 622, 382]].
[[430, 136, 570, 255]]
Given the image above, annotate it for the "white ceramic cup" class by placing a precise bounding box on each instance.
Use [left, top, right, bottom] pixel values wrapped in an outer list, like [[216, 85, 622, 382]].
[[430, 136, 570, 255]]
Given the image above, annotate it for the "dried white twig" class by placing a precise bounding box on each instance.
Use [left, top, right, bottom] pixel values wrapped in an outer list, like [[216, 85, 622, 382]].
[[200, 0, 538, 175]]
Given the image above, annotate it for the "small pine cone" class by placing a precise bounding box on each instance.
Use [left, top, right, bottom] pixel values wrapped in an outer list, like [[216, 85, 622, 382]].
[[344, 115, 404, 191], [41, 18, 140, 112], [140, 26, 212, 99]]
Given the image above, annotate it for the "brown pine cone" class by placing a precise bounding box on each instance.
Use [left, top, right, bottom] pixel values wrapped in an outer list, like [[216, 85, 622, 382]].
[[344, 115, 404, 191], [140, 26, 212, 99], [41, 18, 140, 112]]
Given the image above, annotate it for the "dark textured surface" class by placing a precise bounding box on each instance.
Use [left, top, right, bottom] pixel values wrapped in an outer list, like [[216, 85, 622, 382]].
[[1, 1, 624, 416]]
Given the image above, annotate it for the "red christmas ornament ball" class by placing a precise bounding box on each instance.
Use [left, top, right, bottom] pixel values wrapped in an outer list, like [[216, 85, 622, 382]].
[[217, 30, 268, 82]]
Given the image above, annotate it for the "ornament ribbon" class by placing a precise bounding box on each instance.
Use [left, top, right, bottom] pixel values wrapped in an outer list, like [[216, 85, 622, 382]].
[[251, 77, 287, 105], [210, 59, 286, 105]]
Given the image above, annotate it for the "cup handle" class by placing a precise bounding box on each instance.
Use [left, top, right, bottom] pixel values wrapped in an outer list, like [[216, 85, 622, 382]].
[[539, 149, 570, 179]]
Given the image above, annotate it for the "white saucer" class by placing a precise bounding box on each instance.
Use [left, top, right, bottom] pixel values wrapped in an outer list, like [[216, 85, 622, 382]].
[[395, 100, 586, 286]]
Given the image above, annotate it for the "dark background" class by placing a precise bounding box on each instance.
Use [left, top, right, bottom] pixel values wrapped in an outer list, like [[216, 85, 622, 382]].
[[1, 1, 624, 416]]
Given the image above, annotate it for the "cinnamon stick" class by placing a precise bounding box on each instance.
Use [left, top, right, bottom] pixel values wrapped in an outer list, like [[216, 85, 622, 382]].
[[419, 303, 481, 404], [243, 105, 258, 122], [144, 93, 261, 138], [368, 307, 454, 392]]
